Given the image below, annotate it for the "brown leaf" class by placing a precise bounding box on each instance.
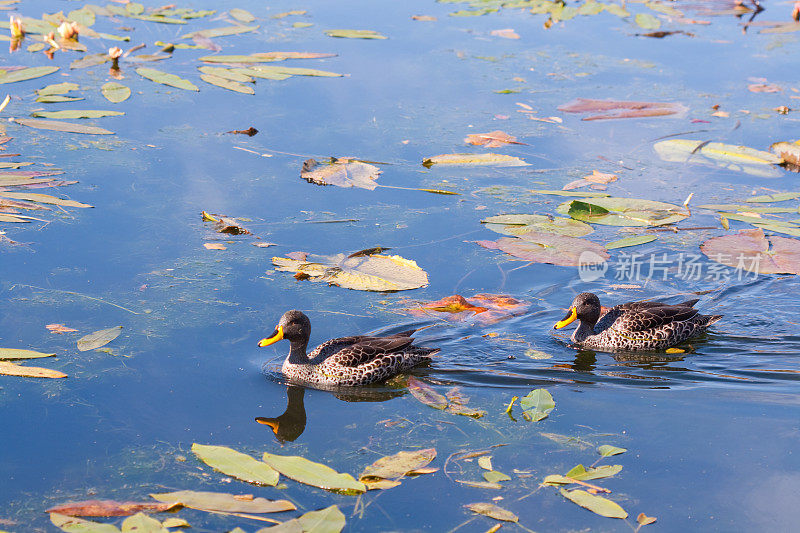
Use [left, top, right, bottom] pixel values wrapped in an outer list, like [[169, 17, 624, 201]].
[[477, 232, 610, 267], [411, 15, 437, 21], [637, 512, 657, 525], [301, 157, 381, 190], [46, 323, 78, 334], [490, 28, 520, 39], [583, 170, 617, 184], [204, 243, 227, 250], [46, 500, 179, 517], [701, 228, 800, 274], [0, 361, 66, 378], [408, 376, 447, 409], [201, 211, 250, 235], [748, 83, 781, 93], [406, 293, 528, 324], [251, 52, 336, 60], [558, 98, 686, 120], [227, 127, 258, 136], [464, 130, 524, 148], [421, 294, 488, 314]]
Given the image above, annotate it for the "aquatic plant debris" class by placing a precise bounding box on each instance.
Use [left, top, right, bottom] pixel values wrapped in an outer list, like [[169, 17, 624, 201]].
[[422, 153, 529, 167], [477, 232, 610, 267], [46, 500, 179, 517], [558, 98, 686, 120], [464, 130, 525, 148], [653, 139, 783, 178], [700, 228, 800, 275], [465, 502, 519, 522], [482, 214, 593, 237], [301, 158, 381, 190], [558, 197, 689, 227], [359, 448, 437, 489], [77, 326, 122, 352]]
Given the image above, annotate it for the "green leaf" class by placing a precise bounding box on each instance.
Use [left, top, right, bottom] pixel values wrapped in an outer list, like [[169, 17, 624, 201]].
[[520, 389, 555, 421], [0, 192, 92, 208], [36, 96, 85, 103], [229, 8, 255, 22], [746, 191, 800, 203], [654, 139, 782, 178], [559, 488, 628, 519], [482, 214, 593, 237], [199, 74, 255, 94], [102, 82, 131, 103], [422, 153, 529, 167], [565, 464, 623, 481], [14, 118, 114, 135], [248, 66, 342, 78], [597, 445, 627, 457], [77, 326, 122, 352], [32, 110, 125, 119], [198, 66, 254, 82], [182, 25, 259, 39], [258, 505, 345, 533], [0, 66, 59, 84], [464, 502, 518, 522], [136, 68, 199, 91], [605, 235, 657, 249], [150, 490, 294, 513], [359, 448, 436, 482], [635, 13, 661, 30], [0, 348, 56, 360], [261, 452, 366, 494], [121, 513, 167, 533], [37, 82, 80, 96], [50, 513, 120, 532], [483, 470, 511, 483], [192, 443, 279, 486], [325, 29, 387, 39], [558, 197, 689, 227]]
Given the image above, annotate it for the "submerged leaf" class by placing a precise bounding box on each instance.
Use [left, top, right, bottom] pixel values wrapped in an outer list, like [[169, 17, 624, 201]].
[[192, 443, 279, 486], [359, 448, 436, 485], [654, 139, 782, 178], [482, 214, 593, 237], [301, 158, 380, 190], [325, 29, 386, 39], [272, 251, 428, 291], [477, 232, 610, 267], [14, 118, 113, 135], [558, 197, 689, 227], [262, 452, 366, 494], [559, 489, 628, 519], [182, 25, 259, 39], [101, 82, 131, 103], [77, 326, 122, 352], [408, 376, 448, 409], [423, 153, 529, 167], [0, 348, 56, 360], [465, 502, 518, 522], [520, 389, 555, 421], [0, 361, 66, 378], [700, 228, 800, 274], [558, 98, 685, 120], [136, 68, 199, 91], [150, 490, 294, 513]]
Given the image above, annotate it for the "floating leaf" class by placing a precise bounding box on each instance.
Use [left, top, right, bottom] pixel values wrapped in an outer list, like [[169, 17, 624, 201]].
[[0, 361, 66, 378], [14, 118, 114, 135], [272, 250, 428, 291], [745, 191, 800, 203], [654, 139, 782, 178], [408, 376, 447, 409], [465, 503, 518, 522], [605, 235, 656, 249], [558, 98, 685, 120], [700, 228, 800, 274], [198, 66, 253, 82], [150, 490, 294, 513], [531, 189, 610, 197], [482, 214, 593, 237], [565, 464, 623, 481], [301, 158, 380, 190], [455, 480, 503, 489], [250, 66, 342, 77], [161, 518, 189, 529], [325, 29, 386, 39], [50, 513, 119, 533], [483, 470, 511, 483], [192, 443, 279, 486], [136, 68, 198, 91], [260, 505, 345, 533], [558, 197, 689, 227], [520, 389, 555, 421], [32, 110, 125, 119], [38, 82, 80, 96], [229, 8, 255, 22], [478, 456, 493, 471], [199, 52, 336, 63], [0, 192, 91, 208], [771, 141, 800, 168], [77, 326, 122, 352], [261, 452, 366, 494], [182, 25, 259, 39], [46, 500, 178, 517], [101, 83, 131, 103], [121, 513, 168, 533], [477, 232, 609, 267], [359, 448, 436, 487], [409, 293, 529, 324], [37, 95, 85, 103], [559, 489, 627, 519], [70, 53, 110, 69], [637, 513, 657, 525], [465, 130, 524, 148], [0, 348, 55, 360], [597, 445, 627, 457], [200, 74, 254, 94], [635, 13, 661, 29], [0, 66, 59, 84], [422, 153, 528, 167]]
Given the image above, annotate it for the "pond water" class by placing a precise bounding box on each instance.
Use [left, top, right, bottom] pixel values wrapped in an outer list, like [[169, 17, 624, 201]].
[[1, 0, 799, 531]]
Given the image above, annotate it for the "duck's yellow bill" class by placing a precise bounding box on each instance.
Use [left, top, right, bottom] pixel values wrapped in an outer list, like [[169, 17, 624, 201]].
[[554, 307, 577, 330], [258, 325, 283, 347], [255, 417, 280, 435]]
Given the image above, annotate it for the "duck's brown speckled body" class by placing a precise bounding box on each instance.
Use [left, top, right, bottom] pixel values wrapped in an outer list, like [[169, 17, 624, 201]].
[[259, 310, 437, 387], [554, 293, 722, 352]]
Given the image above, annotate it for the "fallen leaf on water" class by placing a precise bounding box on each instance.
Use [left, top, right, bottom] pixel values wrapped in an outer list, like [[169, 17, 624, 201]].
[[50, 513, 119, 533], [77, 326, 122, 352], [482, 214, 593, 237], [745, 190, 800, 203], [478, 456, 493, 471], [490, 28, 520, 39], [200, 73, 255, 94], [359, 448, 436, 489], [637, 512, 657, 525], [422, 153, 529, 168], [559, 488, 628, 519], [0, 192, 92, 208], [0, 348, 56, 359], [558, 98, 686, 120], [136, 67, 199, 91], [101, 82, 131, 103], [605, 235, 657, 249], [464, 130, 525, 148], [0, 361, 66, 378], [229, 8, 255, 23], [325, 29, 386, 39], [749, 83, 781, 93], [519, 388, 555, 421], [654, 139, 782, 178], [181, 25, 259, 39], [0, 66, 59, 84], [412, 15, 437, 21], [201, 211, 250, 234], [465, 502, 518, 522], [770, 141, 800, 169], [259, 505, 345, 533], [477, 232, 610, 267], [597, 445, 627, 457], [565, 464, 623, 481], [301, 158, 380, 190], [204, 243, 227, 250], [14, 118, 114, 135], [405, 293, 529, 324], [161, 518, 189, 528], [46, 324, 78, 334], [407, 376, 447, 409], [46, 500, 178, 517], [192, 443, 279, 486], [199, 52, 336, 63], [558, 197, 689, 227], [150, 490, 294, 513], [700, 228, 800, 274], [483, 470, 511, 483], [262, 452, 366, 494], [227, 127, 258, 136], [272, 250, 428, 291], [37, 82, 80, 96], [634, 13, 661, 30], [121, 513, 166, 533]]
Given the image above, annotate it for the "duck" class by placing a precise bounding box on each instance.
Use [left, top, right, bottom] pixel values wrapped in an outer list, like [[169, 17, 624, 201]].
[[258, 310, 438, 387], [553, 292, 722, 352]]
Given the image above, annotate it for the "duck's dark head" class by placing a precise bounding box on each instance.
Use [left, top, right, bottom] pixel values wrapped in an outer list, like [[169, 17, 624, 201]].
[[554, 292, 601, 330], [258, 310, 311, 348]]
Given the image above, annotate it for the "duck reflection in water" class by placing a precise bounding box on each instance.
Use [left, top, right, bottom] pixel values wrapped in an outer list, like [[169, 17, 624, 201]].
[[255, 384, 405, 443]]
